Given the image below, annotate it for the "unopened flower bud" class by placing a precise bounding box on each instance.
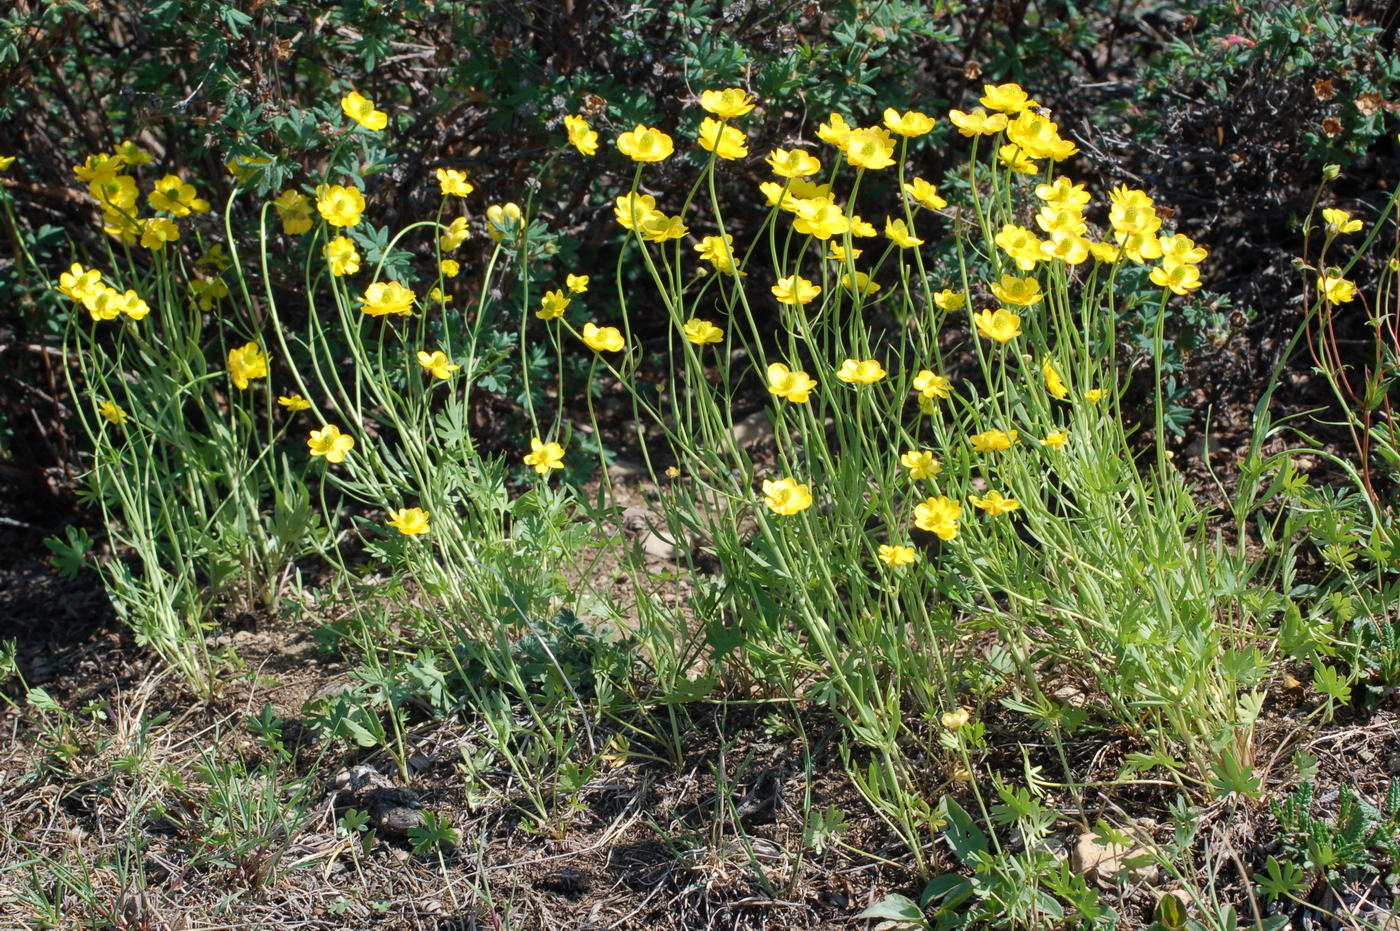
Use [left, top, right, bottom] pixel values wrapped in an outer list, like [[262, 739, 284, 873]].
[[1322, 163, 1341, 180]]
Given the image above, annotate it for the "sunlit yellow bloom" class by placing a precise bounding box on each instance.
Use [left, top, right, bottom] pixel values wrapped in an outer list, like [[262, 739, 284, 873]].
[[989, 275, 1042, 307], [766, 147, 821, 178], [1040, 231, 1091, 265], [316, 184, 366, 227], [766, 362, 817, 403], [998, 143, 1038, 174], [566, 273, 589, 293], [81, 285, 122, 321], [1007, 111, 1074, 160], [1117, 230, 1163, 264], [436, 168, 474, 198], [970, 490, 1020, 516], [224, 153, 268, 182], [836, 358, 887, 385], [149, 175, 209, 216], [614, 192, 661, 230], [1150, 261, 1202, 295], [845, 126, 897, 170], [428, 287, 450, 305], [763, 477, 812, 515], [1042, 360, 1069, 399], [359, 280, 416, 317], [948, 107, 1008, 136], [440, 216, 470, 251], [97, 399, 127, 425], [616, 124, 674, 162], [0, 155, 13, 172], [841, 271, 881, 295], [564, 114, 599, 156], [1108, 186, 1160, 236], [903, 177, 948, 210], [1321, 207, 1362, 235], [974, 307, 1021, 343], [849, 215, 878, 237], [386, 507, 430, 535], [227, 341, 268, 390], [1158, 233, 1208, 266], [308, 424, 354, 463], [324, 236, 360, 277], [439, 259, 459, 279], [883, 108, 935, 137], [1043, 430, 1068, 448], [933, 289, 966, 311], [101, 209, 142, 245], [417, 350, 460, 380], [879, 544, 917, 567], [342, 90, 388, 131], [900, 449, 942, 479], [278, 394, 311, 411], [759, 178, 831, 211], [914, 496, 961, 540], [486, 202, 523, 241], [696, 234, 740, 274], [73, 153, 125, 186], [970, 429, 1018, 453], [1318, 273, 1357, 304], [1089, 240, 1122, 263], [817, 113, 854, 151], [792, 196, 849, 239], [980, 82, 1036, 114], [913, 369, 952, 400], [537, 289, 570, 320], [639, 212, 688, 243], [995, 224, 1044, 271], [268, 189, 311, 235], [884, 217, 923, 248], [582, 322, 625, 352], [700, 87, 756, 119], [771, 275, 820, 305], [1035, 177, 1091, 210], [697, 117, 748, 159], [683, 318, 724, 344], [58, 263, 103, 304], [941, 707, 971, 730], [139, 217, 179, 251], [523, 437, 566, 475], [115, 140, 150, 165], [91, 174, 138, 212], [1036, 205, 1088, 237], [114, 290, 149, 320], [827, 242, 862, 262], [1083, 389, 1104, 403]]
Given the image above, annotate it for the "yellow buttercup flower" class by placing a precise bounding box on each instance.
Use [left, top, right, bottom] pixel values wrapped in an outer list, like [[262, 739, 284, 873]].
[[763, 477, 812, 516], [428, 287, 450, 305], [766, 147, 821, 179], [914, 496, 961, 540], [882, 107, 936, 137], [115, 290, 149, 320], [1042, 430, 1069, 448], [696, 234, 740, 274], [1042, 360, 1069, 399], [771, 275, 820, 305], [941, 708, 971, 730], [273, 190, 314, 235], [436, 168, 474, 198], [278, 394, 312, 411], [933, 289, 965, 311], [359, 281, 416, 317], [969, 490, 1020, 516], [989, 274, 1043, 307], [1041, 231, 1091, 265], [639, 212, 688, 243], [581, 322, 625, 352], [148, 175, 210, 216], [73, 153, 125, 186], [614, 192, 660, 230], [227, 342, 268, 390], [1083, 389, 1104, 403], [792, 196, 850, 240], [616, 124, 674, 163], [878, 544, 917, 567], [1150, 262, 1202, 295], [998, 143, 1038, 174], [97, 399, 127, 425], [900, 449, 942, 480], [844, 126, 897, 170], [341, 90, 388, 131], [974, 307, 1022, 343], [827, 243, 862, 262], [417, 350, 460, 380], [537, 289, 570, 320], [386, 507, 430, 536], [995, 224, 1044, 271], [564, 114, 599, 156], [566, 274, 589, 293], [980, 83, 1037, 114], [139, 217, 180, 251], [970, 429, 1018, 453], [913, 370, 952, 400], [58, 263, 103, 304], [1318, 273, 1357, 304], [1158, 234, 1208, 266], [766, 362, 817, 403], [308, 425, 355, 464], [523, 436, 565, 475], [841, 271, 881, 295], [440, 259, 460, 278], [948, 107, 1008, 136], [817, 113, 854, 151], [884, 217, 923, 248], [699, 87, 756, 119], [836, 358, 887, 385], [440, 216, 470, 251], [1321, 207, 1362, 235], [1035, 177, 1091, 210], [682, 318, 724, 345], [82, 286, 123, 321], [1007, 111, 1076, 160], [903, 177, 948, 211], [0, 155, 15, 172], [316, 184, 366, 227], [486, 202, 523, 241], [324, 237, 361, 277], [697, 117, 748, 160]]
